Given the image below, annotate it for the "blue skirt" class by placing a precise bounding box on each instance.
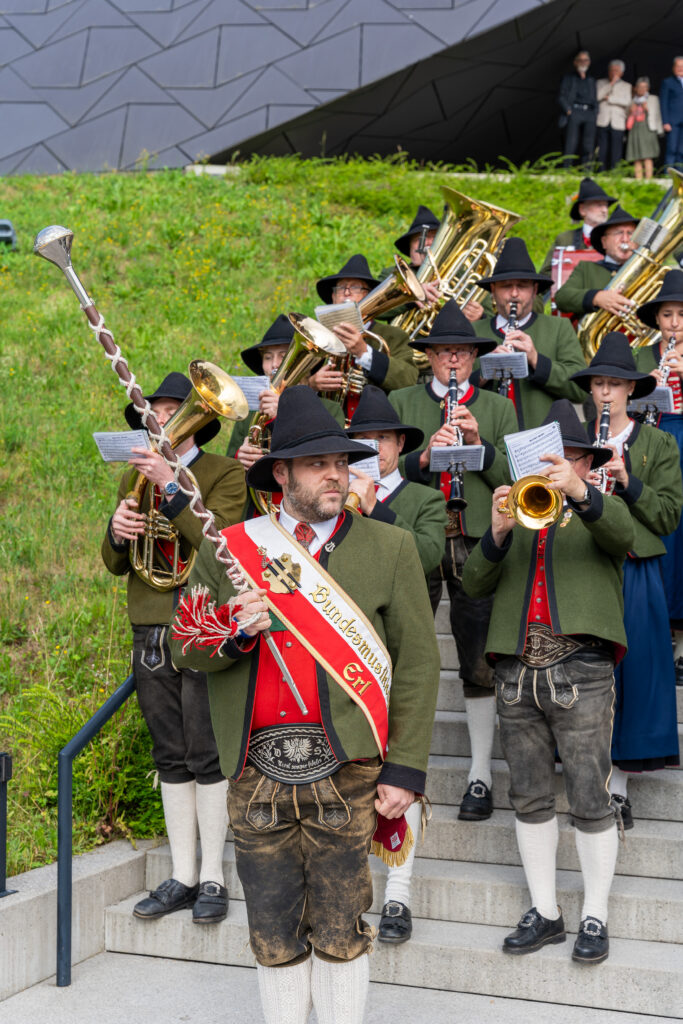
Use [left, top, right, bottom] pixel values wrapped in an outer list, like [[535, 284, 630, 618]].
[[658, 413, 683, 621], [612, 555, 680, 770]]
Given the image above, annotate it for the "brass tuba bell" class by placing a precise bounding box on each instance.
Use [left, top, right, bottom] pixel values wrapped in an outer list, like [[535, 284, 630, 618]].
[[497, 476, 564, 531], [129, 360, 248, 591]]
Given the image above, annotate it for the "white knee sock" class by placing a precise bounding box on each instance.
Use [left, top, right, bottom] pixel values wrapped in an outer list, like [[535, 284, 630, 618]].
[[160, 780, 198, 887], [575, 825, 618, 923], [464, 696, 496, 789], [514, 817, 560, 921], [311, 953, 369, 1024], [608, 766, 629, 799], [256, 959, 312, 1024], [195, 779, 228, 885], [382, 800, 422, 907]]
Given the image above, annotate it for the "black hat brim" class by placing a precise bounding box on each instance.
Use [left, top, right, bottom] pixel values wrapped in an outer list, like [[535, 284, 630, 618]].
[[570, 364, 657, 399], [561, 438, 612, 469], [245, 434, 377, 492], [636, 292, 683, 329], [316, 272, 380, 305], [410, 334, 498, 354], [476, 270, 553, 291], [241, 339, 290, 374], [347, 420, 424, 454], [569, 194, 617, 222]]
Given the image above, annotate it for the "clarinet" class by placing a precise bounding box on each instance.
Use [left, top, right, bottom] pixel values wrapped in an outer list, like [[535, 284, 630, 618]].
[[499, 300, 518, 399], [646, 333, 676, 424], [595, 402, 614, 494], [445, 369, 467, 511]]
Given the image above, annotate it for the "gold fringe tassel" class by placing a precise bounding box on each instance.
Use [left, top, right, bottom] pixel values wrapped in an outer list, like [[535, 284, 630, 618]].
[[370, 824, 414, 868]]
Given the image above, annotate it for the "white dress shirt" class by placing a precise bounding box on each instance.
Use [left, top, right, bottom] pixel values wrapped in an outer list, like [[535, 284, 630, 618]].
[[278, 505, 339, 556]]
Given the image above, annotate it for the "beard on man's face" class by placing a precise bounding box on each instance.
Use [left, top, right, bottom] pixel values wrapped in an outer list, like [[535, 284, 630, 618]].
[[283, 465, 347, 522]]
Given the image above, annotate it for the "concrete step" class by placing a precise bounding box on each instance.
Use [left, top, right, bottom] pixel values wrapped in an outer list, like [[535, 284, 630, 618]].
[[143, 843, 683, 944], [427, 754, 683, 822], [105, 897, 683, 1017], [436, 670, 465, 711], [421, 805, 683, 881]]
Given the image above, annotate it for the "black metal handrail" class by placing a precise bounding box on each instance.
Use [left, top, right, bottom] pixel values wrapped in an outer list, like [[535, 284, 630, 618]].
[[57, 673, 136, 987], [0, 752, 17, 898]]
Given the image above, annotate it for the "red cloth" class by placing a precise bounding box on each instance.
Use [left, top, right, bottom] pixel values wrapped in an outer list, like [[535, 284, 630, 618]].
[[525, 528, 552, 630], [294, 522, 316, 549]]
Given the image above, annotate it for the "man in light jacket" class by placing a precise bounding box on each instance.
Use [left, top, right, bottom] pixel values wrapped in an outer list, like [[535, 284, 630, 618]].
[[597, 60, 632, 170]]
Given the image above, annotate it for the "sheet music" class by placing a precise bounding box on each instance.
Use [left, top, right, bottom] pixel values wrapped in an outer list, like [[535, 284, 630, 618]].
[[504, 421, 564, 481], [230, 375, 270, 411], [429, 445, 485, 472], [349, 438, 381, 482], [479, 351, 529, 380], [93, 430, 151, 463], [628, 387, 675, 415], [315, 301, 365, 333]]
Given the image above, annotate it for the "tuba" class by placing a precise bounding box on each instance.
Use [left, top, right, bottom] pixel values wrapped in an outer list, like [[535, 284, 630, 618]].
[[129, 360, 249, 591], [391, 186, 522, 353], [578, 168, 683, 358], [248, 314, 346, 515], [497, 477, 564, 530]]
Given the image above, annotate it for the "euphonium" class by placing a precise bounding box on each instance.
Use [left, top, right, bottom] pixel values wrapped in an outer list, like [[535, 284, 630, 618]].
[[578, 167, 683, 358], [391, 186, 522, 348], [497, 476, 564, 530], [128, 360, 249, 591], [248, 315, 346, 515]]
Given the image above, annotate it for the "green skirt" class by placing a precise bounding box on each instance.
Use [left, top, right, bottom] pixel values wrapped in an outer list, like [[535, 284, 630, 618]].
[[626, 120, 661, 161]]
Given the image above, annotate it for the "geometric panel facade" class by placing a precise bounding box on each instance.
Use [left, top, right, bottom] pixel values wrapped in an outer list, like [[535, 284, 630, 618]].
[[0, 0, 680, 174]]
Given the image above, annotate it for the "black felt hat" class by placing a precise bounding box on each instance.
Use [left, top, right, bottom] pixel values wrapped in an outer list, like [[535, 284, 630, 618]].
[[346, 385, 424, 453], [241, 314, 295, 374], [245, 386, 376, 492], [124, 371, 221, 446], [476, 237, 553, 290], [394, 205, 441, 257], [570, 332, 656, 399], [590, 205, 638, 256], [410, 299, 498, 354], [541, 399, 612, 469], [316, 254, 380, 305], [636, 269, 683, 328], [569, 177, 618, 222]]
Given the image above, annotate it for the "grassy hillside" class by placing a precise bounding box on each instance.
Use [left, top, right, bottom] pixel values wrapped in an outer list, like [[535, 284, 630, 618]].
[[0, 157, 668, 875]]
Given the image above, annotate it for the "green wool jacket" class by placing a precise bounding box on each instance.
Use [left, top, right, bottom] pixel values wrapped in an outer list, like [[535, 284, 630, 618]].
[[473, 313, 587, 429], [462, 486, 634, 658], [364, 320, 418, 392], [389, 383, 516, 538], [585, 417, 683, 558], [554, 259, 615, 315], [102, 451, 246, 626], [369, 479, 447, 576], [169, 514, 441, 792], [634, 342, 663, 376], [226, 398, 345, 459], [539, 227, 588, 279]]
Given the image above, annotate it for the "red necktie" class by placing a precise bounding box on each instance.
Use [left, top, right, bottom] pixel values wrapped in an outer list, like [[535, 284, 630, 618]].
[[294, 522, 316, 551]]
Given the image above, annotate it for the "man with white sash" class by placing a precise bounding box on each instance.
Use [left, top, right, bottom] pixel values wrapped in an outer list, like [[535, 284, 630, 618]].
[[169, 387, 440, 1024]]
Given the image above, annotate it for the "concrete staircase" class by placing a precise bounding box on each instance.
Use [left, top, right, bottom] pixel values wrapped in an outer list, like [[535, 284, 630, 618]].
[[105, 599, 683, 1019]]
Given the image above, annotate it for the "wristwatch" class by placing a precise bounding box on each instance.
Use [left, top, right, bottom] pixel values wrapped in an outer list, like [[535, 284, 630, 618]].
[[578, 485, 591, 506], [164, 480, 180, 498]]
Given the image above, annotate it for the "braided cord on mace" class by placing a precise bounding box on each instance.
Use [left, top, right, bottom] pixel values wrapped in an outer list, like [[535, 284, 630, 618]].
[[33, 225, 307, 715]]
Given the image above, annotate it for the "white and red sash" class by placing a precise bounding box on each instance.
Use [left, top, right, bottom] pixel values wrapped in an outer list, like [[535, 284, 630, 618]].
[[226, 515, 393, 757]]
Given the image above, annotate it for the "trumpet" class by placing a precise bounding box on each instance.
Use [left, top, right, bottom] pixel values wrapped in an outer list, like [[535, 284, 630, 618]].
[[498, 299, 518, 399], [445, 369, 467, 512], [497, 476, 564, 530], [594, 403, 614, 494]]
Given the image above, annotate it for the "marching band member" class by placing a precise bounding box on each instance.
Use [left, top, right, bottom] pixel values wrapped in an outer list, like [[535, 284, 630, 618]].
[[473, 238, 586, 428], [169, 388, 440, 1024], [539, 177, 617, 279], [345, 384, 447, 944], [308, 254, 418, 416], [635, 269, 683, 684], [390, 301, 516, 822], [554, 205, 639, 317], [463, 400, 633, 965], [227, 315, 344, 474], [102, 373, 246, 924], [570, 334, 682, 828]]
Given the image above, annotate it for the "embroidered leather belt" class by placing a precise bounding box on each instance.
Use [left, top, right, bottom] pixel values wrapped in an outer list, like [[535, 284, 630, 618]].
[[521, 623, 611, 668], [246, 724, 339, 784], [445, 508, 462, 537]]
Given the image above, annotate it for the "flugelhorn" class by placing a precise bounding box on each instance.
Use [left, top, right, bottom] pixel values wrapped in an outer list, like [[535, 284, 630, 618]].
[[497, 477, 563, 530]]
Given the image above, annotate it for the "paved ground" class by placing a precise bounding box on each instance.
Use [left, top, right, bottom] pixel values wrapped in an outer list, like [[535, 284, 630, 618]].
[[2, 952, 679, 1024]]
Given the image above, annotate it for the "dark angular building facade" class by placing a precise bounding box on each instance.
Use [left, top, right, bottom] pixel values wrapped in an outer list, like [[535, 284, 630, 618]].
[[0, 0, 680, 174]]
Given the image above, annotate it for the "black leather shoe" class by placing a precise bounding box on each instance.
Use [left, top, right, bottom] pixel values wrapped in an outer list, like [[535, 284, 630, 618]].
[[192, 881, 228, 923], [133, 878, 199, 920], [503, 907, 566, 955], [378, 901, 412, 943], [458, 779, 493, 821], [572, 917, 609, 964], [611, 794, 634, 830]]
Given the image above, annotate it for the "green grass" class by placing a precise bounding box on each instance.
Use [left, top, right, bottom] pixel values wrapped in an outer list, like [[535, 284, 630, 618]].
[[0, 155, 669, 876]]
